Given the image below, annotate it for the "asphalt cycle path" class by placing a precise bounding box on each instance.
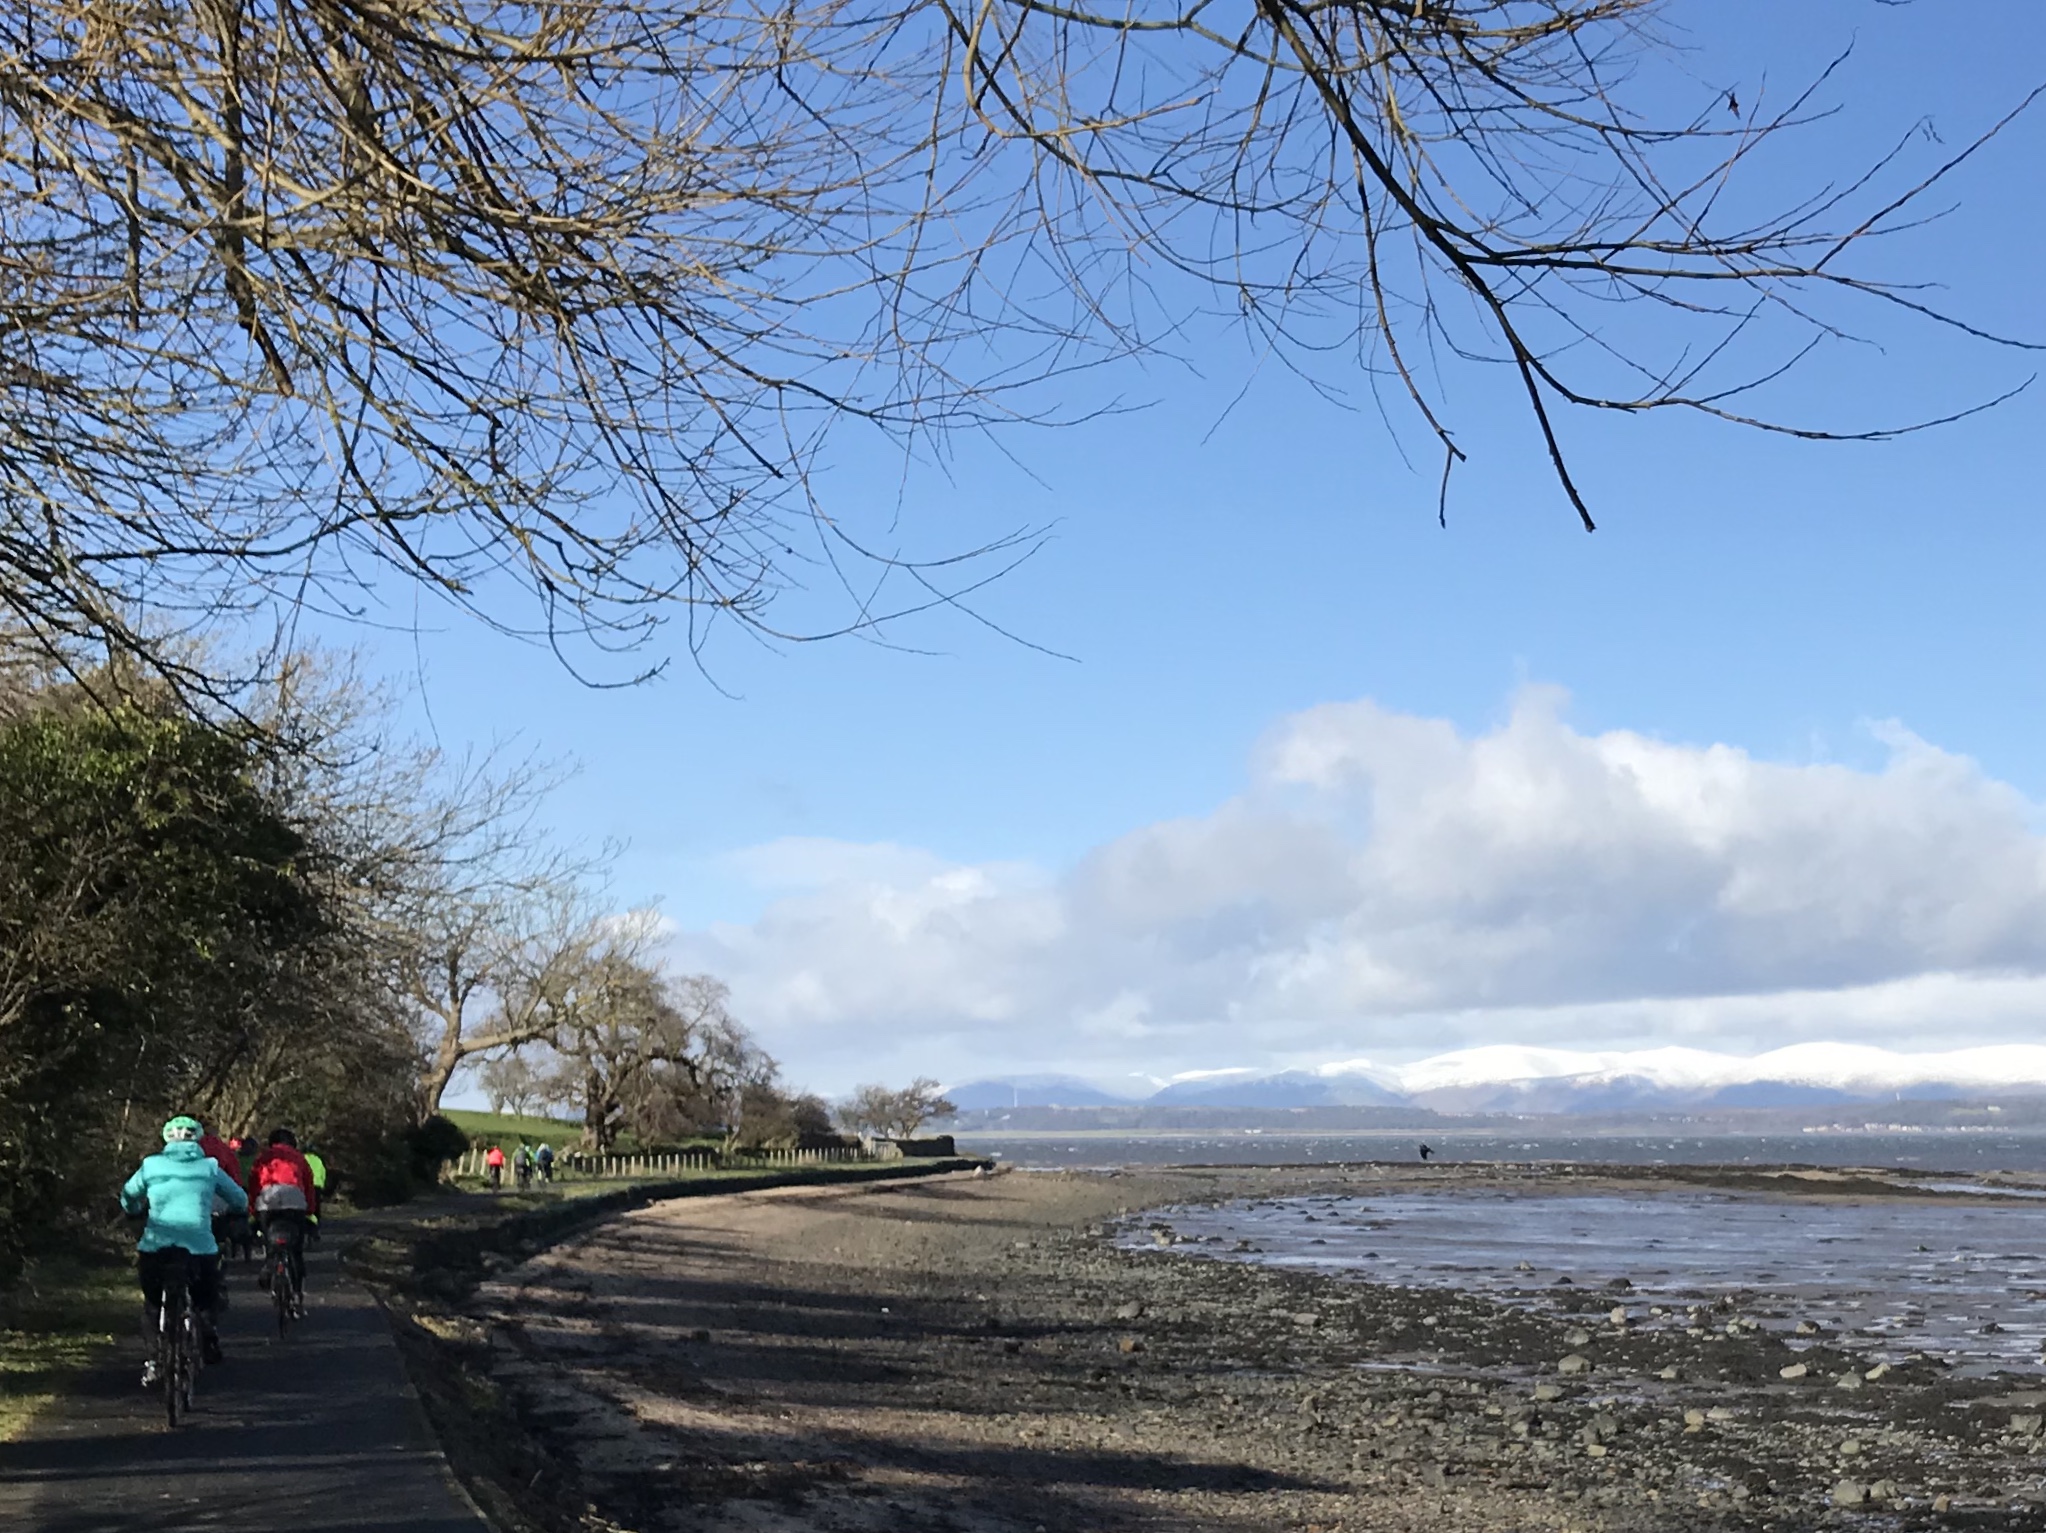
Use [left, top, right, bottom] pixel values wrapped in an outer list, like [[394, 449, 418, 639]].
[[0, 1238, 490, 1533]]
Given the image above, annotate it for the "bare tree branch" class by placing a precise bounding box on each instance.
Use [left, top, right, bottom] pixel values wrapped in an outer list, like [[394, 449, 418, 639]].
[[0, 1, 2032, 690]]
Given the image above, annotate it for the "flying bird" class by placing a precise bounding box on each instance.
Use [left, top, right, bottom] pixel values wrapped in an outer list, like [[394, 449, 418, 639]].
[[1727, 90, 1740, 117], [1418, 1143, 1434, 1162]]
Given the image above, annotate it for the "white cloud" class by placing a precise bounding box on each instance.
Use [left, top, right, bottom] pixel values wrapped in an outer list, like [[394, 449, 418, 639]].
[[668, 688, 2046, 1088], [719, 837, 961, 893]]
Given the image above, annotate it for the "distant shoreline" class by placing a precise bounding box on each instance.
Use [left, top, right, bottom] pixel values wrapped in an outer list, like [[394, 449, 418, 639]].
[[952, 1125, 2046, 1140]]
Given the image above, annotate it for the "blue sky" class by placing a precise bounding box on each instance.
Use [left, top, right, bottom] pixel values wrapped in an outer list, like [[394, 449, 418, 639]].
[[354, 1, 2046, 1094]]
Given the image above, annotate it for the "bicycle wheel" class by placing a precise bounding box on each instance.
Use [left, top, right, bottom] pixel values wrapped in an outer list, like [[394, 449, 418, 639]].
[[178, 1311, 198, 1416], [272, 1249, 292, 1336], [160, 1282, 184, 1429]]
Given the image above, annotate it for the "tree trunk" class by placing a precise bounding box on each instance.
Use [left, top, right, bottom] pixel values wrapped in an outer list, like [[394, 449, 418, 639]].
[[581, 1066, 616, 1153], [412, 953, 472, 1118], [415, 1011, 466, 1118]]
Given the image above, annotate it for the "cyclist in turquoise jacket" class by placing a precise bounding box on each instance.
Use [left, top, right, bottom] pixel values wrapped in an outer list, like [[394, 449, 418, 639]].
[[120, 1115, 248, 1382]]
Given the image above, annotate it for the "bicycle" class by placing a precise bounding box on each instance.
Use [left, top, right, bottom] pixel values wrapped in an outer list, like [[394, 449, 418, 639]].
[[262, 1217, 305, 1336], [213, 1210, 255, 1266], [155, 1253, 203, 1429], [514, 1155, 533, 1190]]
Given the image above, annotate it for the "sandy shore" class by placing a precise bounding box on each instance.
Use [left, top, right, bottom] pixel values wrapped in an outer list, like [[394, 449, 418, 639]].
[[448, 1165, 2046, 1532]]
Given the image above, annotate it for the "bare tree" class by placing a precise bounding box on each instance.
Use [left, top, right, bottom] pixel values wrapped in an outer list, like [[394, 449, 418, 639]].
[[621, 974, 780, 1153], [379, 763, 614, 1115], [504, 917, 763, 1151], [402, 884, 583, 1116], [141, 650, 593, 1126], [478, 1052, 546, 1119], [0, 2, 2033, 693], [838, 1078, 958, 1140]]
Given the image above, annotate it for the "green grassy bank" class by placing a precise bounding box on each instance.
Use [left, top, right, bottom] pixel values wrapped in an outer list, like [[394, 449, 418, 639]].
[[0, 1252, 132, 1443], [441, 1109, 586, 1152]]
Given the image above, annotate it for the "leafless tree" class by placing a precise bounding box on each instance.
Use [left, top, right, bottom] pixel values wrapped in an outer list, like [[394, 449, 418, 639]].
[[838, 1077, 958, 1139], [141, 650, 585, 1126], [402, 881, 575, 1114], [478, 1052, 546, 1119], [618, 973, 783, 1152], [500, 915, 763, 1150], [377, 760, 615, 1114], [0, 2, 2033, 692]]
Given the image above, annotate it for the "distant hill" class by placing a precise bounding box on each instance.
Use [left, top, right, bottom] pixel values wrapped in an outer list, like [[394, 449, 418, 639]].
[[1395, 1042, 2046, 1114], [941, 1042, 2046, 1121], [1149, 1069, 1405, 1108], [945, 1075, 1137, 1109]]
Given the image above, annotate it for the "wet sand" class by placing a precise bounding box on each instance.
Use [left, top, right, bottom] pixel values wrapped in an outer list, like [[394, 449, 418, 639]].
[[1141, 1177, 2046, 1371], [446, 1165, 2046, 1532]]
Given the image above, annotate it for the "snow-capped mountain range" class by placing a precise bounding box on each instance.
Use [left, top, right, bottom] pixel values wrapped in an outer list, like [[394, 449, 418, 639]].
[[944, 1043, 2046, 1115]]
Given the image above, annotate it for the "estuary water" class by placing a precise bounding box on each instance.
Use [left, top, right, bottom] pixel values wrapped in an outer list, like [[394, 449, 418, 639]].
[[1121, 1186, 2046, 1374], [957, 1131, 2046, 1175]]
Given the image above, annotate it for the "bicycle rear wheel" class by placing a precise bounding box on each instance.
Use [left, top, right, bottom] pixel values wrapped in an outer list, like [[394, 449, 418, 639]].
[[160, 1282, 184, 1429], [178, 1312, 198, 1415], [272, 1251, 292, 1336]]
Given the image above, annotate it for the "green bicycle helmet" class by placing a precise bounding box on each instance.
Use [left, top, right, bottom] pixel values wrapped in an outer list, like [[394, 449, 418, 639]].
[[162, 1115, 203, 1143]]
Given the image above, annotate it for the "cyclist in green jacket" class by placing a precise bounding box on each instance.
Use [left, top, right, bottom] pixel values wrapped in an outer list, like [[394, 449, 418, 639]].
[[120, 1115, 248, 1382], [304, 1145, 328, 1240]]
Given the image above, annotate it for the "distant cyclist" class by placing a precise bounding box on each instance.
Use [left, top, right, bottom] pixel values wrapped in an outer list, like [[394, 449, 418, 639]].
[[484, 1143, 506, 1189], [120, 1115, 248, 1382], [514, 1142, 535, 1189], [246, 1128, 318, 1309], [198, 1122, 240, 1181], [303, 1143, 328, 1243], [535, 1142, 555, 1184], [199, 1121, 251, 1264]]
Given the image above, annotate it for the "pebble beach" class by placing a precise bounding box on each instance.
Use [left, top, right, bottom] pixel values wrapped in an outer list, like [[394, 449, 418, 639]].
[[443, 1163, 2046, 1532]]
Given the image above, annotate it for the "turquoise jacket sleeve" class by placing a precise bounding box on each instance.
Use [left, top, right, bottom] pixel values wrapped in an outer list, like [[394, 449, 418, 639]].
[[119, 1162, 150, 1216], [213, 1163, 249, 1213]]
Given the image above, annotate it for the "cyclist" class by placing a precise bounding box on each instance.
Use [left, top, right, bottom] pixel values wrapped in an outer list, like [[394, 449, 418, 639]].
[[246, 1128, 318, 1311], [303, 1143, 328, 1244], [120, 1115, 248, 1383], [514, 1142, 534, 1189], [199, 1121, 251, 1265], [198, 1122, 240, 1181], [484, 1143, 505, 1189], [535, 1142, 555, 1184]]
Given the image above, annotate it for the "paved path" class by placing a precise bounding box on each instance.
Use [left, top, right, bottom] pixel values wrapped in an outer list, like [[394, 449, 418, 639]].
[[0, 1242, 490, 1533]]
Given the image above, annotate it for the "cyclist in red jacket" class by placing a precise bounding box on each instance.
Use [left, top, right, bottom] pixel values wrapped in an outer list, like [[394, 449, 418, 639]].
[[198, 1126, 240, 1182], [246, 1128, 318, 1307], [199, 1124, 252, 1262]]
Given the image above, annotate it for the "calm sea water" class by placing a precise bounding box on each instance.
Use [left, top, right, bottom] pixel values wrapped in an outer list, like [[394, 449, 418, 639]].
[[956, 1131, 2046, 1175]]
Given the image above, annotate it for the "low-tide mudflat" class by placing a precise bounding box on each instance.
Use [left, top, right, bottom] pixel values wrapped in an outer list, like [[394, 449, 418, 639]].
[[446, 1165, 2046, 1532]]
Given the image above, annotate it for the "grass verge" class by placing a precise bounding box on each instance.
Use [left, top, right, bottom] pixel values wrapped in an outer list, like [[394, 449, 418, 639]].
[[0, 1249, 132, 1443], [341, 1158, 987, 1533], [440, 1109, 584, 1152]]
